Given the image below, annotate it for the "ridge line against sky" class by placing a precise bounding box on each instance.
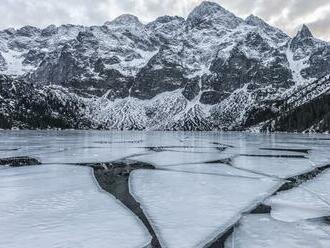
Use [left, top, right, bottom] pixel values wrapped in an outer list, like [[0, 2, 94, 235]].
[[1, 0, 330, 41]]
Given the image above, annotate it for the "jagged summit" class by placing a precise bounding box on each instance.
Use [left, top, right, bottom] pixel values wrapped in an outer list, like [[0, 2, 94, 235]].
[[245, 14, 289, 40], [105, 14, 143, 27], [295, 24, 313, 39], [187, 1, 230, 20], [245, 14, 267, 26], [16, 25, 41, 37], [151, 15, 185, 24], [186, 1, 242, 28], [189, 1, 225, 13]]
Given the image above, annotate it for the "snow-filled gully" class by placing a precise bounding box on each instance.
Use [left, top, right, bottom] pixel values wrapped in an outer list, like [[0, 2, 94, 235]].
[[1, 132, 330, 248]]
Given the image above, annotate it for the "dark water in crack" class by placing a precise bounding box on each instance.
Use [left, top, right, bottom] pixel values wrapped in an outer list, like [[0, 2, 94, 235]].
[[83, 160, 162, 248], [0, 156, 41, 167]]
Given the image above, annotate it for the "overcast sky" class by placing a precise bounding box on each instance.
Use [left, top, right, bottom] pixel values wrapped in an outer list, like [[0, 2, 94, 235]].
[[1, 0, 330, 40]]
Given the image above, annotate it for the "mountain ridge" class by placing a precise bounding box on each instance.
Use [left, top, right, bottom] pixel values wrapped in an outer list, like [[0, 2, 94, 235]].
[[0, 1, 330, 132]]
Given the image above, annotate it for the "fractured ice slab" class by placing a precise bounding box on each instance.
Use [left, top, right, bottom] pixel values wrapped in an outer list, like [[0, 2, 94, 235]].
[[166, 163, 266, 178], [130, 169, 283, 248], [309, 147, 330, 167], [232, 156, 315, 178], [0, 165, 151, 248], [226, 214, 330, 248], [36, 147, 145, 164], [0, 130, 147, 161], [131, 151, 231, 168], [266, 169, 330, 222]]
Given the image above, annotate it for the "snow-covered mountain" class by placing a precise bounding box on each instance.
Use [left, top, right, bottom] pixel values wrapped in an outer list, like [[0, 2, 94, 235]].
[[1, 1, 330, 131]]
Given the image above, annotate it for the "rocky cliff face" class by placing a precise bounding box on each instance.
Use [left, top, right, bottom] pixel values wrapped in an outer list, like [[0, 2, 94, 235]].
[[0, 1, 330, 131]]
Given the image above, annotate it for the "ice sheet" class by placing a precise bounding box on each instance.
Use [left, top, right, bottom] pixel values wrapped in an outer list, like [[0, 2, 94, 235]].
[[166, 163, 266, 178], [0, 165, 151, 248], [130, 169, 282, 248], [36, 147, 146, 164], [266, 169, 330, 222], [309, 147, 330, 167], [232, 156, 315, 178], [226, 214, 330, 248], [0, 130, 147, 159], [131, 151, 232, 168], [1, 131, 330, 248]]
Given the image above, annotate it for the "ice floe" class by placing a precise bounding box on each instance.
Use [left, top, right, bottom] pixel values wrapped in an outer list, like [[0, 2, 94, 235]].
[[225, 214, 330, 248], [131, 151, 231, 168], [130, 169, 283, 248], [0, 165, 151, 248], [266, 168, 330, 222], [166, 163, 266, 178], [232, 156, 315, 178]]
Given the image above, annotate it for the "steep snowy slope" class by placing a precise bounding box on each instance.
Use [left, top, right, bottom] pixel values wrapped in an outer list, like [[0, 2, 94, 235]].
[[0, 1, 330, 131]]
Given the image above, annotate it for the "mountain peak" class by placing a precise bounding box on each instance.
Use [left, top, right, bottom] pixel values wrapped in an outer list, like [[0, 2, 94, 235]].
[[245, 15, 265, 26], [245, 14, 289, 40], [187, 1, 241, 28], [187, 1, 228, 20], [105, 14, 143, 28], [196, 1, 222, 9], [296, 24, 313, 39]]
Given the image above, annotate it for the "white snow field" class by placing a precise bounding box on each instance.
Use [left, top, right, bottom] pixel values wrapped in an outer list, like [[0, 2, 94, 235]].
[[130, 169, 283, 248], [0, 165, 151, 248], [266, 169, 330, 222], [225, 214, 330, 248]]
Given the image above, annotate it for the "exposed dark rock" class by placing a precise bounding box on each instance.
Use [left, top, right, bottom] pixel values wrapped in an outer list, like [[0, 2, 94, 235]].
[[41, 25, 58, 36], [0, 75, 93, 129], [200, 91, 229, 105], [182, 78, 200, 101], [273, 93, 330, 132], [16, 26, 40, 37], [131, 51, 186, 99], [244, 105, 278, 127]]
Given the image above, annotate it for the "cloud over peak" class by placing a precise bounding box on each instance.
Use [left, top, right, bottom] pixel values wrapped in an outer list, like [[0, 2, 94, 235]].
[[0, 0, 329, 41]]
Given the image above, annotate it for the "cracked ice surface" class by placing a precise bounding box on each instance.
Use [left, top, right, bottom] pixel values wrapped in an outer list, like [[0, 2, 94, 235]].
[[130, 169, 283, 248], [0, 130, 147, 163], [225, 214, 330, 248], [232, 156, 315, 178], [1, 131, 330, 248], [131, 151, 231, 168], [165, 163, 266, 178], [0, 165, 151, 248], [266, 169, 330, 222]]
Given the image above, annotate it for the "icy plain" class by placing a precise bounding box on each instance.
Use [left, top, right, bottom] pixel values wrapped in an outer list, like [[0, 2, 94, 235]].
[[0, 131, 330, 248]]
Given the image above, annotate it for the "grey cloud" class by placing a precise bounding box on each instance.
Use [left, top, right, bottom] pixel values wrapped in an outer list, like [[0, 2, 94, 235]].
[[308, 15, 330, 40], [0, 0, 110, 28], [0, 0, 330, 41]]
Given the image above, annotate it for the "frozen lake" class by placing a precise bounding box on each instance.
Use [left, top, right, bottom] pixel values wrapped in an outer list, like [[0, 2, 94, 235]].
[[1, 130, 330, 248]]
